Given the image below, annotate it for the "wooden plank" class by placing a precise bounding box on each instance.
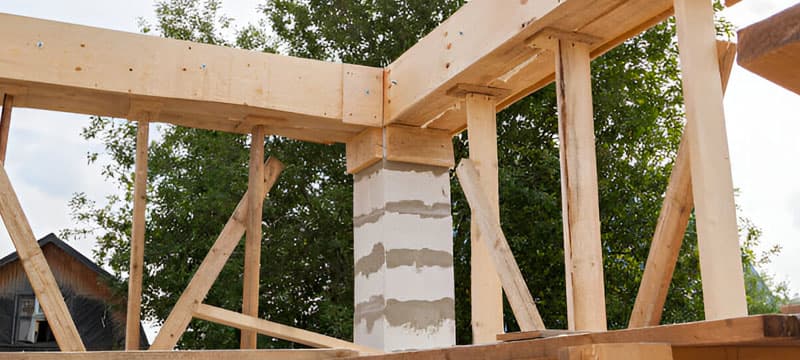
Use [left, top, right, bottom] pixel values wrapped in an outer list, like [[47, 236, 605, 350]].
[[194, 304, 382, 355], [465, 93, 504, 343], [345, 128, 383, 174], [456, 159, 546, 332], [358, 316, 800, 360], [384, 125, 454, 169], [342, 64, 383, 127], [0, 166, 85, 351], [737, 3, 800, 95], [0, 13, 381, 142], [498, 330, 590, 342], [150, 158, 284, 350], [673, 346, 800, 360], [628, 40, 736, 329], [0, 349, 358, 360], [674, 0, 747, 321], [555, 38, 606, 332], [0, 94, 13, 164], [781, 303, 800, 314], [559, 343, 673, 360], [724, 0, 743, 6], [125, 118, 150, 350], [241, 126, 266, 349], [384, 0, 676, 132]]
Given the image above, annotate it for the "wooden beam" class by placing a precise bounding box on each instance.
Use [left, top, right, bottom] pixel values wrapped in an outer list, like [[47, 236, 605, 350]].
[[383, 0, 676, 132], [737, 3, 800, 95], [0, 13, 381, 143], [344, 126, 455, 174], [151, 157, 284, 350], [555, 37, 606, 331], [674, 0, 747, 321], [457, 159, 546, 332], [0, 349, 358, 360], [0, 94, 13, 164], [559, 343, 673, 360], [673, 346, 800, 360], [125, 117, 150, 350], [497, 329, 589, 342], [357, 315, 800, 360], [242, 126, 266, 349], [0, 166, 85, 351], [628, 40, 736, 329], [464, 93, 504, 343], [780, 303, 800, 314], [194, 304, 382, 355]]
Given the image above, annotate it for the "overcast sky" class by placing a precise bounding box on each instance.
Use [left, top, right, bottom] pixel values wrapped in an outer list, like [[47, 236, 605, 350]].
[[0, 0, 798, 342]]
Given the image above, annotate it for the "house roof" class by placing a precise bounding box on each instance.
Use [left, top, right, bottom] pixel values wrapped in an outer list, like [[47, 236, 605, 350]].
[[0, 233, 113, 279]]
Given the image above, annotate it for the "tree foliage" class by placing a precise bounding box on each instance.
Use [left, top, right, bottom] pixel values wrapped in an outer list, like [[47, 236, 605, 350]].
[[63, 0, 789, 349]]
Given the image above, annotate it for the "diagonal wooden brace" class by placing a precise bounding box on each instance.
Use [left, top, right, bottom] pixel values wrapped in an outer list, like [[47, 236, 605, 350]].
[[150, 157, 284, 350], [456, 159, 546, 331]]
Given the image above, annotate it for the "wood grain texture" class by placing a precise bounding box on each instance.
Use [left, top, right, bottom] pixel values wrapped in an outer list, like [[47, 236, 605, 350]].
[[0, 349, 358, 360], [555, 39, 606, 331], [151, 158, 284, 350], [559, 343, 673, 360], [0, 166, 85, 351], [737, 3, 800, 95], [242, 126, 267, 349], [674, 0, 747, 321], [0, 95, 13, 164], [125, 118, 150, 350], [457, 159, 546, 332]]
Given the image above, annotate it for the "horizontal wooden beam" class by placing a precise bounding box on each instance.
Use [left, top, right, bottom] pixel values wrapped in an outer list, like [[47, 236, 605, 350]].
[[0, 349, 358, 360], [194, 304, 382, 355], [559, 343, 673, 360], [737, 3, 800, 95], [383, 0, 674, 133], [345, 125, 454, 174], [0, 13, 381, 143]]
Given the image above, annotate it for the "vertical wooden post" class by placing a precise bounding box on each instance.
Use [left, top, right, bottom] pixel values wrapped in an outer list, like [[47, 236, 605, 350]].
[[674, 0, 747, 320], [555, 38, 607, 331], [465, 93, 504, 343], [241, 125, 266, 349], [0, 166, 85, 351], [0, 94, 13, 164], [126, 118, 150, 350]]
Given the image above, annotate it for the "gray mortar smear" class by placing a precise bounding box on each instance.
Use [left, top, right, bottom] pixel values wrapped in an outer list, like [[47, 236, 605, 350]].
[[386, 248, 453, 269], [354, 296, 455, 332]]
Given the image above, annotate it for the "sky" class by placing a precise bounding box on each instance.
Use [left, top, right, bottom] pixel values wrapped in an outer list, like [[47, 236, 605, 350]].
[[0, 0, 799, 343]]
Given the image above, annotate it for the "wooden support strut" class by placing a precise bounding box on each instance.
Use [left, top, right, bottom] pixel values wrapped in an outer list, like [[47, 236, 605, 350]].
[[242, 125, 267, 349], [552, 31, 607, 331], [150, 157, 284, 350], [456, 159, 546, 331], [628, 41, 737, 329], [0, 166, 86, 351], [125, 117, 150, 350], [674, 0, 747, 321], [0, 94, 13, 164]]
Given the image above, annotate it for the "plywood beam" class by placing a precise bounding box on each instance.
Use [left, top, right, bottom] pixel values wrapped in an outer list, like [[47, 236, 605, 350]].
[[125, 116, 151, 350], [0, 166, 85, 351], [674, 0, 747, 321], [151, 158, 284, 350], [559, 343, 673, 360], [0, 349, 358, 360], [464, 92, 503, 343], [554, 36, 606, 331], [242, 126, 266, 349], [344, 126, 454, 174], [0, 13, 381, 143], [0, 94, 13, 164], [737, 3, 800, 95], [456, 159, 545, 331], [194, 304, 382, 355], [628, 41, 736, 329]]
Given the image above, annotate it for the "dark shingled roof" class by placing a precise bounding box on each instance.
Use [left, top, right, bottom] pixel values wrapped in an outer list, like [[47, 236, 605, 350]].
[[0, 233, 112, 279]]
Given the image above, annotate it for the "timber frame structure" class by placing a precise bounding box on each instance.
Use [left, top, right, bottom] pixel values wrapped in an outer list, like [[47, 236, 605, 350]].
[[1, 0, 799, 359]]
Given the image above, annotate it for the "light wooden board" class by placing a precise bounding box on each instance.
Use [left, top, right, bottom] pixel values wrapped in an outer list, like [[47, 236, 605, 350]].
[[457, 159, 546, 332], [344, 126, 455, 174], [674, 0, 747, 321], [0, 166, 85, 351], [125, 118, 150, 350], [559, 343, 673, 360], [628, 40, 737, 329], [0, 13, 381, 143], [555, 38, 606, 332], [673, 346, 800, 360], [0, 95, 13, 163], [345, 128, 383, 174], [241, 126, 266, 349], [465, 93, 504, 343], [737, 3, 800, 95], [151, 158, 284, 350], [0, 349, 357, 360], [194, 304, 381, 354]]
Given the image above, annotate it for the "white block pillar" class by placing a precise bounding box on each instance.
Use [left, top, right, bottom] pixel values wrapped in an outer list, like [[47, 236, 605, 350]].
[[352, 160, 455, 352]]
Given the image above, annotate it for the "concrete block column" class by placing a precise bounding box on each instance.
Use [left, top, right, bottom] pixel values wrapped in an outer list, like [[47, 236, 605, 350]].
[[352, 160, 455, 352]]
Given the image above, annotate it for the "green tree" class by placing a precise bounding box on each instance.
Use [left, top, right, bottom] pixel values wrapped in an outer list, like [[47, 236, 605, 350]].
[[64, 0, 789, 349]]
